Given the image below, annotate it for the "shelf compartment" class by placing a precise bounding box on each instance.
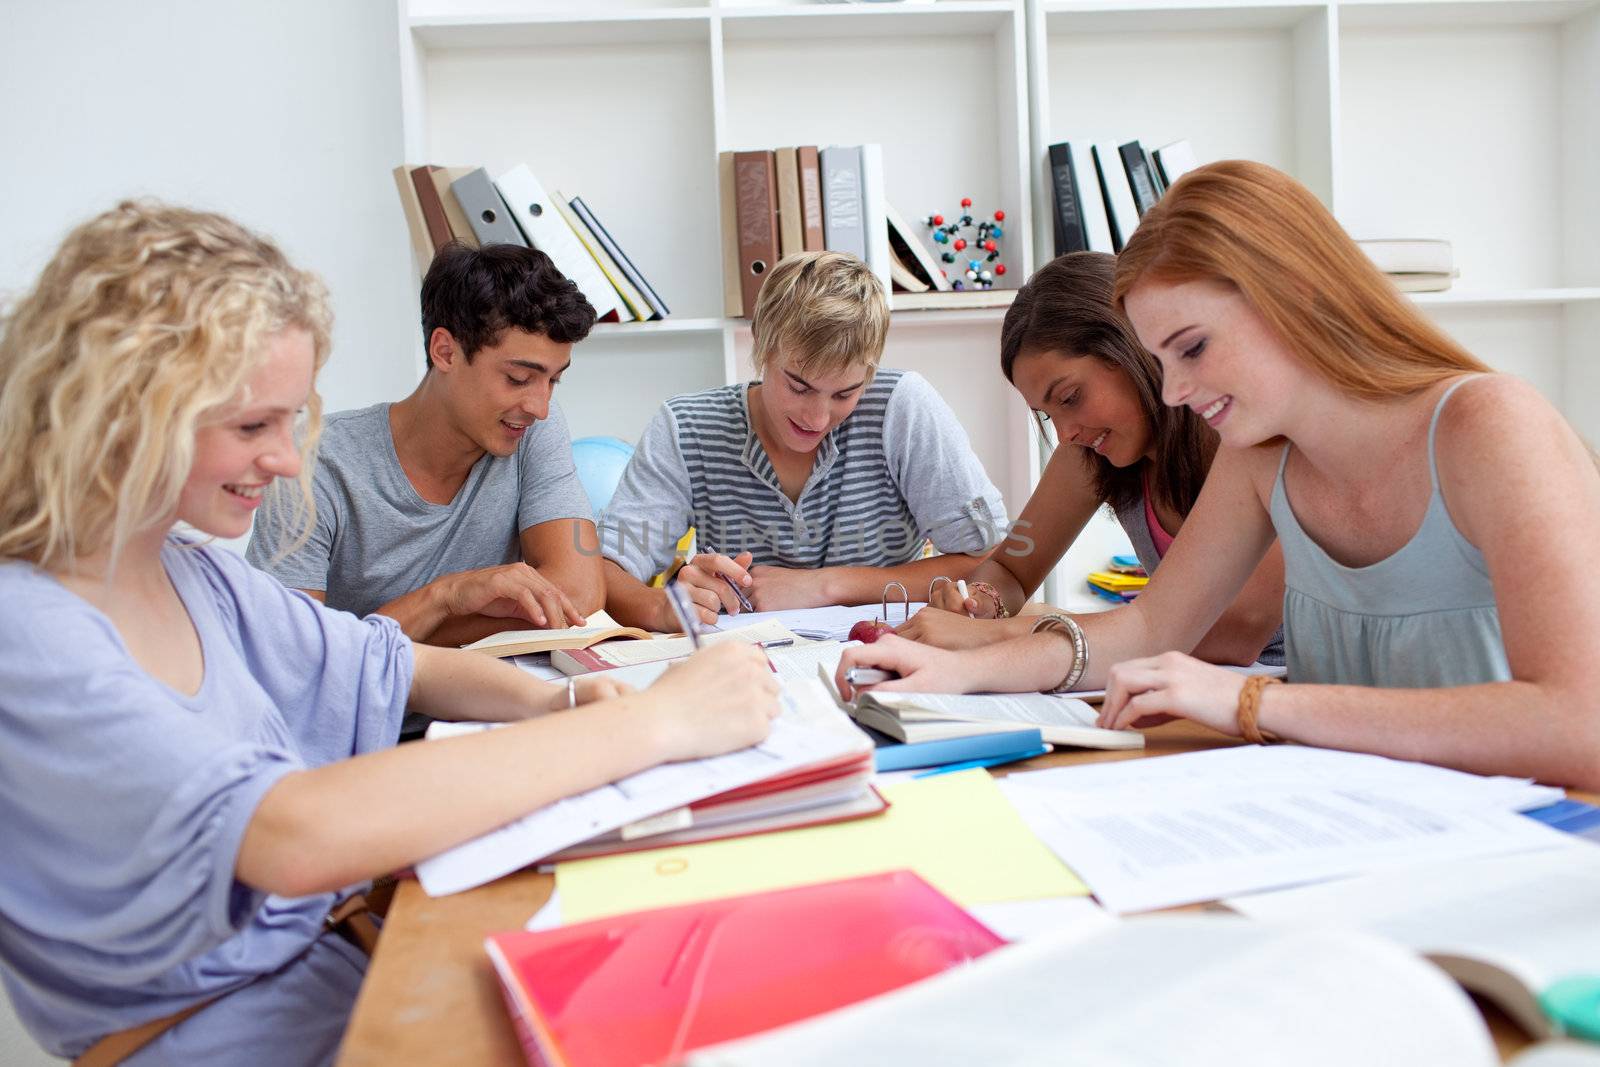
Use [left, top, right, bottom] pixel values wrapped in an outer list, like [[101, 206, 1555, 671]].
[[1038, 4, 1335, 206], [719, 5, 1033, 283], [1338, 18, 1569, 290], [419, 34, 722, 319]]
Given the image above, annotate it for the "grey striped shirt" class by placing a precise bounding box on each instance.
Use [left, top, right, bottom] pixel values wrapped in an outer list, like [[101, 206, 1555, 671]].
[[599, 369, 1008, 580]]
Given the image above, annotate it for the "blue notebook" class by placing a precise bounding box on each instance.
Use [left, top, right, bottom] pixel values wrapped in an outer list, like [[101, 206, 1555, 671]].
[[871, 728, 1045, 773], [1523, 798, 1600, 843]]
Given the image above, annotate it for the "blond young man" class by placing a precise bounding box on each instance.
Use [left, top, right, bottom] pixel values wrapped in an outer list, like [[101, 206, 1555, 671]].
[[600, 251, 1009, 628]]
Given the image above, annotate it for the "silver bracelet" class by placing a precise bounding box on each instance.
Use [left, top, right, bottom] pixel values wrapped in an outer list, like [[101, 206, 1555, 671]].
[[1031, 613, 1087, 693], [564, 677, 577, 710]]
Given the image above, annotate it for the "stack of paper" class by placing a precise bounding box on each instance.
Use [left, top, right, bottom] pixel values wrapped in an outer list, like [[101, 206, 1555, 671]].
[[414, 677, 871, 895], [998, 745, 1569, 913]]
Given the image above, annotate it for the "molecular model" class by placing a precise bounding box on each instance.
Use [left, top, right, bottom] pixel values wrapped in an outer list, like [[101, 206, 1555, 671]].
[[925, 198, 1008, 289]]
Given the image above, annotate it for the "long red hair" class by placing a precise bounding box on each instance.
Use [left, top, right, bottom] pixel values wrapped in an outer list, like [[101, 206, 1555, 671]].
[[1113, 160, 1491, 400]]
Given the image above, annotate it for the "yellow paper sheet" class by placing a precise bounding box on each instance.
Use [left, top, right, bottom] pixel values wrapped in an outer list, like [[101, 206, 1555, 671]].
[[555, 769, 1089, 924]]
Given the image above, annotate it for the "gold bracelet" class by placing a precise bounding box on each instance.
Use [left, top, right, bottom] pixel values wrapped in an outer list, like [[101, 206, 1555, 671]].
[[1236, 675, 1283, 744]]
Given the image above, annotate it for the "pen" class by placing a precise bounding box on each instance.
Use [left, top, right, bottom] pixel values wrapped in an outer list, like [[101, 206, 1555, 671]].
[[844, 666, 898, 686], [957, 579, 969, 608], [757, 638, 794, 649], [912, 745, 1052, 778], [720, 572, 755, 613], [664, 582, 702, 649]]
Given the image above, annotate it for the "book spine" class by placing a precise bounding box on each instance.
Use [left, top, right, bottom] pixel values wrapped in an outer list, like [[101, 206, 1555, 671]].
[[858, 144, 891, 294], [392, 164, 438, 276], [450, 168, 529, 248], [1047, 143, 1088, 257], [1090, 146, 1124, 253], [410, 165, 453, 253], [1119, 141, 1160, 218], [820, 145, 867, 263], [554, 195, 649, 321], [1144, 147, 1166, 198], [775, 147, 804, 258], [431, 166, 481, 249], [733, 149, 780, 317], [797, 145, 825, 251], [570, 196, 670, 319], [1069, 146, 1115, 254], [551, 647, 610, 676], [718, 151, 744, 317]]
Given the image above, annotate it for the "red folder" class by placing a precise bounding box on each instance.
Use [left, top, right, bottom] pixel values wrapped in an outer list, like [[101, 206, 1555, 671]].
[[484, 870, 1005, 1067]]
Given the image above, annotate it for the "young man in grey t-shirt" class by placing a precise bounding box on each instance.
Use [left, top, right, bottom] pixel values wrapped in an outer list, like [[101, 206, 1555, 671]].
[[248, 243, 602, 646]]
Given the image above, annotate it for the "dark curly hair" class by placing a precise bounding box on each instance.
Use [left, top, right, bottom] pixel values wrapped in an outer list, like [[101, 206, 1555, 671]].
[[419, 242, 595, 369], [1000, 252, 1217, 518]]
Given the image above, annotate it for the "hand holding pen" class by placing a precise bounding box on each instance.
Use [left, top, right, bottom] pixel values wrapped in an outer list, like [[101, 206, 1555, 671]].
[[670, 550, 756, 624]]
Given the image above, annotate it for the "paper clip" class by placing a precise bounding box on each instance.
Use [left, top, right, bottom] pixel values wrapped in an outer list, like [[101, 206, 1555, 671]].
[[927, 576, 954, 605], [881, 580, 910, 625]]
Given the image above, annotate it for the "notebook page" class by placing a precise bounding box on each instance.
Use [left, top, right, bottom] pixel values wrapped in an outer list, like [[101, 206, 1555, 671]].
[[869, 691, 1102, 729], [593, 620, 798, 667]]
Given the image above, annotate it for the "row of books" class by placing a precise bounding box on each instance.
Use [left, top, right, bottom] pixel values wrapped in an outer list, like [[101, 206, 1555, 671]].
[[719, 144, 1013, 316], [1047, 138, 1199, 257], [1357, 237, 1458, 293], [392, 163, 669, 323]]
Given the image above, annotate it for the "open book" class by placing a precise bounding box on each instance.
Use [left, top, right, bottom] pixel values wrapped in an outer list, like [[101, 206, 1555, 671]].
[[414, 677, 873, 895], [459, 610, 651, 658], [687, 915, 1497, 1065], [821, 665, 1142, 750], [1227, 843, 1600, 1042], [552, 619, 798, 675]]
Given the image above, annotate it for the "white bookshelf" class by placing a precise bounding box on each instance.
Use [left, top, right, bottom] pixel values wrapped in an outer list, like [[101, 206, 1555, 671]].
[[399, 0, 1597, 605], [1028, 0, 1599, 597], [397, 0, 1044, 547]]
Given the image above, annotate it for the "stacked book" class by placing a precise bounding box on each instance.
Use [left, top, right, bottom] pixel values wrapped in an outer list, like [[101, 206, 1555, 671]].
[[1086, 554, 1148, 603], [1357, 238, 1457, 294], [392, 163, 669, 323], [1046, 138, 1198, 257], [719, 145, 1012, 315]]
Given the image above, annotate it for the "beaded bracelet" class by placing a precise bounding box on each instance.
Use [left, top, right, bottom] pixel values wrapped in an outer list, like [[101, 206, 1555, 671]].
[[969, 580, 1010, 619], [1235, 675, 1282, 744], [1030, 613, 1087, 693]]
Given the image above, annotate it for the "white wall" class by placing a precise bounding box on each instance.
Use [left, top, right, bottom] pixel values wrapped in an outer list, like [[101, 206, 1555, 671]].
[[0, 0, 418, 418], [0, 2, 407, 1061]]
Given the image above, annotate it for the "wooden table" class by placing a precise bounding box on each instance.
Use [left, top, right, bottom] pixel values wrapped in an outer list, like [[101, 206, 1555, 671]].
[[338, 722, 1591, 1065]]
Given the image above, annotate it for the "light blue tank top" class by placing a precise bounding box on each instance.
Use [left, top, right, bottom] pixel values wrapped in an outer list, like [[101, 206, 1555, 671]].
[[1270, 377, 1509, 688]]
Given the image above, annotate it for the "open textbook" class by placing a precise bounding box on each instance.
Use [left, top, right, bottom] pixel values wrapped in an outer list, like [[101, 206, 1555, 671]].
[[414, 677, 872, 895], [821, 664, 1142, 749], [552, 619, 798, 675], [687, 915, 1498, 1066], [459, 610, 652, 658], [1227, 843, 1600, 1042]]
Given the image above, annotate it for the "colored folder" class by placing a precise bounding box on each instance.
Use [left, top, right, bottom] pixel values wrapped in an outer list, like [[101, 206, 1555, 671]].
[[485, 870, 1005, 1067], [872, 727, 1046, 772]]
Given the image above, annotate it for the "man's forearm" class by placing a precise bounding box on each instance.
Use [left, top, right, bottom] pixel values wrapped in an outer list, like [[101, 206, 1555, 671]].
[[373, 582, 450, 642], [602, 560, 666, 630], [821, 554, 986, 606]]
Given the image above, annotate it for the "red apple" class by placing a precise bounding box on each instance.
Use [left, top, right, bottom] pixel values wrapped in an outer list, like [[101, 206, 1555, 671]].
[[848, 620, 892, 644]]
